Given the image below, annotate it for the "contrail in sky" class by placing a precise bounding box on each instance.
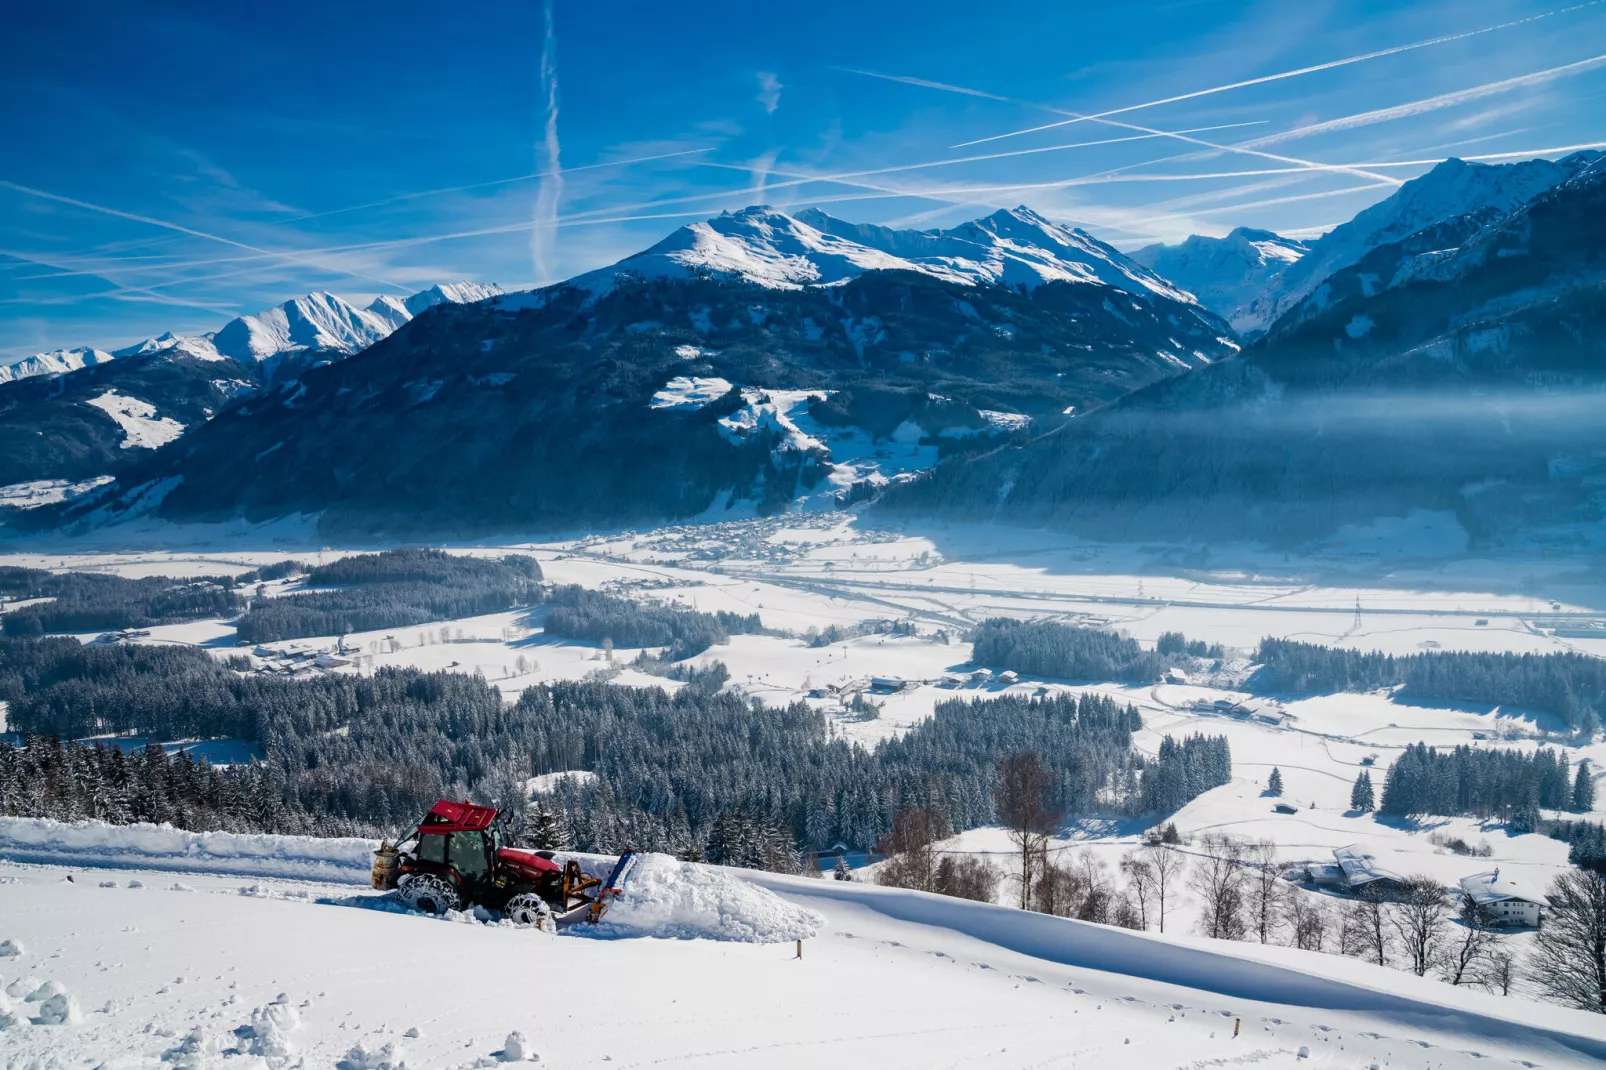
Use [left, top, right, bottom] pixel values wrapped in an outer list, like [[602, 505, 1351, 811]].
[[0, 178, 409, 290], [531, 0, 563, 282], [1242, 52, 1606, 145], [277, 148, 711, 225], [946, 0, 1605, 148], [845, 70, 1404, 185]]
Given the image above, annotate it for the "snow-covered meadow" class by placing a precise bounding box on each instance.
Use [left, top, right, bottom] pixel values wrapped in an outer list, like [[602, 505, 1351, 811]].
[[2, 820, 1604, 1068]]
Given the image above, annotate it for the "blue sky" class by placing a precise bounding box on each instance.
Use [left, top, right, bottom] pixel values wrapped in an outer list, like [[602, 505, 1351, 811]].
[[3, 0, 1605, 359]]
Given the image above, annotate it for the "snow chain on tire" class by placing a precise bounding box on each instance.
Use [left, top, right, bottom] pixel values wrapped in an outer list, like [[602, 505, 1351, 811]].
[[504, 893, 553, 930], [397, 873, 461, 915]]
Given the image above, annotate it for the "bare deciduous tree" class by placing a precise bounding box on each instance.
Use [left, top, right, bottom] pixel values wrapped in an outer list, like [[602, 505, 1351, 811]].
[[1344, 886, 1392, 967], [1120, 851, 1157, 931], [1530, 868, 1606, 1014], [1073, 848, 1114, 924], [1033, 851, 1085, 917], [935, 854, 1001, 903], [1474, 946, 1519, 996], [1441, 893, 1499, 987], [875, 806, 949, 893], [1191, 833, 1247, 940], [1244, 840, 1289, 944], [1148, 844, 1186, 935], [1284, 890, 1330, 952], [1389, 875, 1449, 977], [996, 752, 1061, 911]]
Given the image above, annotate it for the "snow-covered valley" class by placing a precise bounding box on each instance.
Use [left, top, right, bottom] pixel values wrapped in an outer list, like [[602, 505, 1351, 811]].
[[3, 506, 1606, 1066]]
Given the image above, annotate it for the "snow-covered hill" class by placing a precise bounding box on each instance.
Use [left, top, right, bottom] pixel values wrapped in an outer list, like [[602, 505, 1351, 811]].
[[1237, 152, 1602, 335], [1, 820, 1602, 1068], [1130, 227, 1307, 333], [565, 204, 1198, 304]]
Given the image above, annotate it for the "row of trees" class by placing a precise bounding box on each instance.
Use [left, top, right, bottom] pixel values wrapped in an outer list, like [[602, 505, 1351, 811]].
[[543, 585, 763, 659], [970, 618, 1168, 682], [1251, 639, 1605, 735], [235, 549, 544, 643], [1550, 819, 1606, 874], [1378, 743, 1593, 820], [871, 815, 1606, 1013], [0, 566, 241, 636]]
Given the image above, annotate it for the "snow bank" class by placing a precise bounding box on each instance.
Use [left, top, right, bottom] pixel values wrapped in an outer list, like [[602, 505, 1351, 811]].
[[585, 853, 821, 943], [0, 817, 377, 883], [744, 872, 1606, 1061]]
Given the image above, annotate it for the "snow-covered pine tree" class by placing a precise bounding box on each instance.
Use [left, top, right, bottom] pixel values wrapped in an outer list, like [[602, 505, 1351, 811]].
[[1267, 768, 1284, 796], [833, 856, 853, 881], [1350, 770, 1374, 812], [1574, 760, 1596, 813], [524, 799, 571, 850]]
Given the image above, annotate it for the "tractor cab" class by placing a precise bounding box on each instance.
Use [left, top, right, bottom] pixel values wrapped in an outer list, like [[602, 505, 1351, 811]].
[[409, 799, 504, 898]]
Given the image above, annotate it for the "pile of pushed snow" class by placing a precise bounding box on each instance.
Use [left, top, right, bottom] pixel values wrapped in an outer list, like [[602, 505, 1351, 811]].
[[586, 854, 821, 943], [0, 817, 377, 883]]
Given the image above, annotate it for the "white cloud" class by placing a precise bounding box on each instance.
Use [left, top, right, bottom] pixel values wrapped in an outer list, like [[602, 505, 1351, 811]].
[[756, 71, 783, 114]]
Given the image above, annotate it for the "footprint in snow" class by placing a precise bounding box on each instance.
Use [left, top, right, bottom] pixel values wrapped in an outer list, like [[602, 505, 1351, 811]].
[[927, 951, 950, 959], [972, 963, 994, 970]]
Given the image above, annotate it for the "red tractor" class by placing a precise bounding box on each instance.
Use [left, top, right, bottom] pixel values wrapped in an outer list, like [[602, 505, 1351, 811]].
[[371, 799, 636, 929]]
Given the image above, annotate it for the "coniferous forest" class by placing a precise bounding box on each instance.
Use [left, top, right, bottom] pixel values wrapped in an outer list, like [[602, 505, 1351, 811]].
[[0, 632, 1228, 861], [1249, 639, 1605, 733], [1379, 743, 1585, 821], [234, 549, 544, 643], [542, 584, 764, 658], [970, 618, 1168, 682], [0, 566, 242, 636]]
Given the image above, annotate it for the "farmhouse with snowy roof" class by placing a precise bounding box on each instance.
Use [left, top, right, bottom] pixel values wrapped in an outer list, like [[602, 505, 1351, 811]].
[[1459, 869, 1547, 927], [1305, 845, 1408, 895]]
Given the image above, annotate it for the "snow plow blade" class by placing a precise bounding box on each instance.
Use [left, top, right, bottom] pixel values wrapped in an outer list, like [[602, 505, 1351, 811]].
[[554, 850, 638, 929]]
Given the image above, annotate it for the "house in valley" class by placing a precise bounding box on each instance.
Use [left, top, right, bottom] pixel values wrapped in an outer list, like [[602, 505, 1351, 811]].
[[1459, 869, 1547, 927]]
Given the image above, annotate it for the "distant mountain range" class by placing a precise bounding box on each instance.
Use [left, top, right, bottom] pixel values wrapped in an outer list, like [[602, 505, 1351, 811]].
[[886, 152, 1606, 552], [1, 282, 502, 383], [32, 206, 1235, 537], [13, 150, 1606, 551], [0, 282, 501, 508]]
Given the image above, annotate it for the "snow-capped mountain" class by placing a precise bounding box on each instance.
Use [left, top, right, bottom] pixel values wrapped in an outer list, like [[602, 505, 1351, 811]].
[[1129, 227, 1308, 332], [563, 205, 1197, 305], [1236, 152, 1602, 335], [46, 204, 1236, 538], [889, 156, 1606, 550], [1, 282, 505, 385], [0, 346, 115, 385], [0, 281, 503, 507]]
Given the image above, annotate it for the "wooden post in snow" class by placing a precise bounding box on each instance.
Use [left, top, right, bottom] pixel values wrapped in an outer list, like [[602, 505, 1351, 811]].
[[795, 939, 802, 960]]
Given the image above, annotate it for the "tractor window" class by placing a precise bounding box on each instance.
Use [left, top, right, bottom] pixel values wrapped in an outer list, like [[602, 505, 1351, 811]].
[[416, 834, 447, 865], [448, 831, 490, 881]]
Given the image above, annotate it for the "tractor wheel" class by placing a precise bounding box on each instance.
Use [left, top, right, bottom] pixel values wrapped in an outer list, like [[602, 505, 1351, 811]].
[[504, 893, 553, 929], [398, 873, 461, 915]]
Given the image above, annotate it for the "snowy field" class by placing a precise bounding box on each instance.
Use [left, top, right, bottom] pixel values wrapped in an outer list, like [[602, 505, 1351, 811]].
[[2, 820, 1605, 1069], [4, 514, 1605, 1023]]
